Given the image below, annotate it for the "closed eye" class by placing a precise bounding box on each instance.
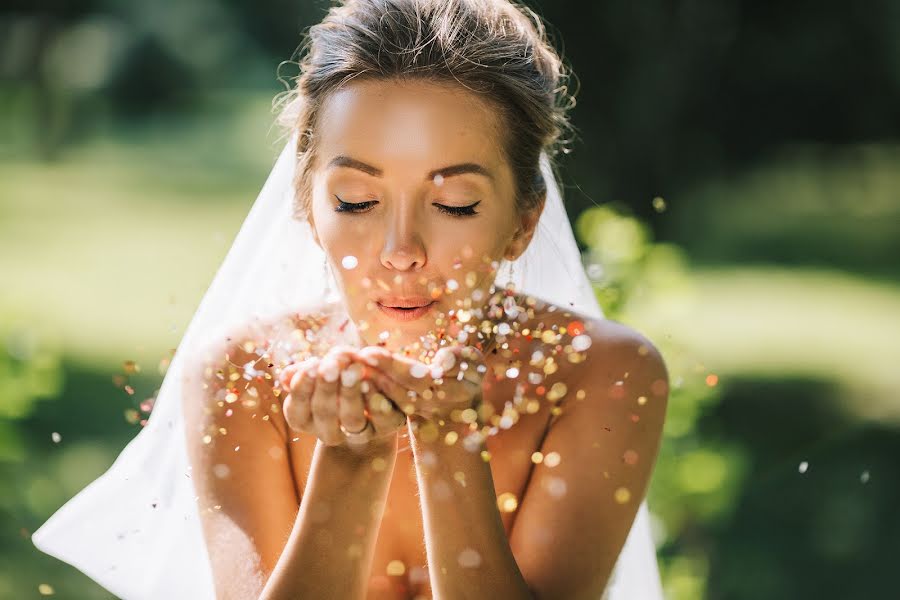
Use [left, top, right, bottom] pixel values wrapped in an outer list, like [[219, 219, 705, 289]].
[[435, 200, 480, 217], [333, 195, 481, 217], [334, 196, 377, 213]]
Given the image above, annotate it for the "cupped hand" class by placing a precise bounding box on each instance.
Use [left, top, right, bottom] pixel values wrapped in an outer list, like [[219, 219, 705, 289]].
[[355, 344, 488, 427], [278, 345, 407, 451]]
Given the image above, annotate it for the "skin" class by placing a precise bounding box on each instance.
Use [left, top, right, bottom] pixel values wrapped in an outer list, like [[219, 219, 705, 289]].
[[306, 78, 541, 352], [185, 77, 668, 600]]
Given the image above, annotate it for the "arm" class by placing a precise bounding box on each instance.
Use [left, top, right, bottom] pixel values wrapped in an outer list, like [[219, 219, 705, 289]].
[[181, 325, 302, 600], [408, 418, 534, 600], [402, 327, 668, 600], [182, 320, 403, 600], [259, 438, 399, 600], [506, 329, 669, 599]]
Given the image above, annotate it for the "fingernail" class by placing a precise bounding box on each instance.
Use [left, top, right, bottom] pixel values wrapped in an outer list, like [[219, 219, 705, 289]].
[[340, 367, 361, 387], [320, 361, 339, 383]]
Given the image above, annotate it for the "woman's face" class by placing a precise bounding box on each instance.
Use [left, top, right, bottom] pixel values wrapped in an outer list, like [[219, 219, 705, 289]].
[[308, 78, 535, 352]]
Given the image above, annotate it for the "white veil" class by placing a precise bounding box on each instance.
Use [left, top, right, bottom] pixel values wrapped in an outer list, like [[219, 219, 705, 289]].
[[31, 133, 664, 600]]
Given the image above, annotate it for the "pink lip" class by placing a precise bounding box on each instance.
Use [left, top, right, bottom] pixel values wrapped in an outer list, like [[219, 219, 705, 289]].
[[376, 301, 436, 322]]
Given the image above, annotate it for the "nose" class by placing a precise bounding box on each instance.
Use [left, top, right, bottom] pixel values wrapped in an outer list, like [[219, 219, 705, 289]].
[[379, 205, 427, 272]]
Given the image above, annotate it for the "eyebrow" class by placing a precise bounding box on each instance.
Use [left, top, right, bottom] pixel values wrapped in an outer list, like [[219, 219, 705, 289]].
[[326, 155, 494, 182]]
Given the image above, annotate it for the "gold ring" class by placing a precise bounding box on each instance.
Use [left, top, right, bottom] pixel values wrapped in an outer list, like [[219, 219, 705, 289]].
[[340, 420, 373, 441]]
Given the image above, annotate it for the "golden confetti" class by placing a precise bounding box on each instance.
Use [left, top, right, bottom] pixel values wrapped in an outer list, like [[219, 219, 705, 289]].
[[543, 451, 561, 467], [614, 487, 631, 504], [461, 408, 478, 423], [123, 360, 141, 374], [372, 457, 387, 472], [637, 395, 648, 405], [38, 583, 54, 596], [418, 421, 439, 443], [480, 450, 492, 462], [444, 431, 459, 445], [458, 547, 482, 568], [546, 382, 568, 402], [454, 471, 467, 486], [202, 435, 212, 445], [576, 389, 586, 400], [531, 451, 544, 464], [652, 196, 666, 212], [386, 559, 406, 577], [623, 450, 639, 465], [124, 409, 140, 424], [497, 492, 518, 512]]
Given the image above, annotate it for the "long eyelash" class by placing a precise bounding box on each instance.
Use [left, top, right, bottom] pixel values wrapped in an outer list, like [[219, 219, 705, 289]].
[[435, 200, 481, 217], [333, 195, 481, 217], [334, 195, 376, 213]]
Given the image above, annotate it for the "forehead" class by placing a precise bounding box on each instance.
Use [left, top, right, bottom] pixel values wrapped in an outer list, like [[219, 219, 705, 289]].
[[315, 78, 507, 171]]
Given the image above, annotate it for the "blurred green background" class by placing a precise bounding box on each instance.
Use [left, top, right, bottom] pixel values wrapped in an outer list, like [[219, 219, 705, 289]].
[[2, 0, 899, 598]]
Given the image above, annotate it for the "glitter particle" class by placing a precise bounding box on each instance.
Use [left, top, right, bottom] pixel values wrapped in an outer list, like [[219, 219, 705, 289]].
[[386, 559, 406, 576], [38, 583, 55, 596], [623, 450, 639, 465], [614, 487, 631, 504], [340, 255, 358, 269], [531, 451, 544, 464], [799, 461, 809, 474], [545, 476, 567, 498], [458, 547, 482, 568], [546, 382, 568, 402], [497, 492, 518, 512], [543, 451, 561, 467], [410, 362, 429, 378], [571, 334, 592, 352], [51, 432, 61, 444]]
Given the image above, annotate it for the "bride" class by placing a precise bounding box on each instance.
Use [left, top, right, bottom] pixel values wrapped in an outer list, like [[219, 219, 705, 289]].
[[32, 1, 668, 599]]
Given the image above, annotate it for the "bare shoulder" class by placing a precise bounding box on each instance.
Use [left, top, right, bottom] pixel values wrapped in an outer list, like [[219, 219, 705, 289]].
[[504, 297, 669, 599], [178, 307, 341, 595], [517, 293, 669, 415]]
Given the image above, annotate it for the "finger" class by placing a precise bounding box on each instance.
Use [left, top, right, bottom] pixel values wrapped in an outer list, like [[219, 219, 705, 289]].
[[284, 360, 317, 433], [359, 348, 434, 393], [279, 364, 298, 390], [370, 370, 421, 418], [439, 346, 485, 385], [364, 386, 407, 435], [338, 363, 368, 433], [279, 356, 316, 390], [312, 356, 343, 445]]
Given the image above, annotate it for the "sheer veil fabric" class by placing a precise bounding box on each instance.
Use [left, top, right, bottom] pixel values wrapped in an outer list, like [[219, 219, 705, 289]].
[[31, 134, 664, 600]]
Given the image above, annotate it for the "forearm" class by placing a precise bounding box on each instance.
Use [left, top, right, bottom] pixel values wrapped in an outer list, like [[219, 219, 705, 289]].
[[409, 419, 533, 600], [260, 436, 398, 600]]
